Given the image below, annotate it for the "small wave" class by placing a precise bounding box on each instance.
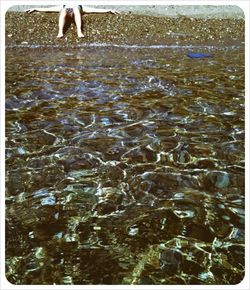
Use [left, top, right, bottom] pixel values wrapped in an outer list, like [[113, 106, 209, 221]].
[[6, 42, 243, 50]]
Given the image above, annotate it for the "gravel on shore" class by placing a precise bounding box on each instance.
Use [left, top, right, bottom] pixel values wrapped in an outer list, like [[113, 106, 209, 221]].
[[5, 10, 244, 47]]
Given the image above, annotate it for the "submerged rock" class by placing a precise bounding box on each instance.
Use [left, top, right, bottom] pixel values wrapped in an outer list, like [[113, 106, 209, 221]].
[[202, 171, 230, 191], [159, 248, 183, 275]]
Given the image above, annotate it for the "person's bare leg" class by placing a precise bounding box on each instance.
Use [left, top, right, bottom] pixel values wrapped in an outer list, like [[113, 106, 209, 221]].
[[57, 8, 67, 38], [73, 6, 84, 37]]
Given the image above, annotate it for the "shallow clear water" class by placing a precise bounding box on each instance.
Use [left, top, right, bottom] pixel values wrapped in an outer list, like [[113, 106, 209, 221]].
[[5, 44, 245, 285]]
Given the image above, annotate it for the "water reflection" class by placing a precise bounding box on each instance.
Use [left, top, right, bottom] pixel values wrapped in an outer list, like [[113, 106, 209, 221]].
[[6, 45, 244, 285]]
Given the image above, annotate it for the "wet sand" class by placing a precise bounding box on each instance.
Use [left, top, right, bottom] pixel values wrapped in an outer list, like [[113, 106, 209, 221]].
[[5, 11, 244, 47]]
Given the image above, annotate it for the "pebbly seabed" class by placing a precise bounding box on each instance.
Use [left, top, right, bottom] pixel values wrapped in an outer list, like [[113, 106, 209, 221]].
[[5, 8, 245, 286]]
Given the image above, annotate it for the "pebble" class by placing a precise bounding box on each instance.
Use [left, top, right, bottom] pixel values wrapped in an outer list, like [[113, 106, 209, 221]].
[[215, 172, 230, 188], [128, 225, 139, 236], [17, 147, 27, 155], [222, 215, 231, 221], [35, 247, 45, 259]]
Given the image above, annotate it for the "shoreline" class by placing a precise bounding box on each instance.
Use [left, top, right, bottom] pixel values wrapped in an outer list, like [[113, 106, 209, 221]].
[[7, 5, 245, 19]]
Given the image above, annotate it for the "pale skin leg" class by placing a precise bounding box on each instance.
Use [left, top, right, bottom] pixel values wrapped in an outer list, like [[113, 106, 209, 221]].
[[73, 6, 84, 38], [57, 8, 67, 38], [57, 6, 84, 38], [26, 6, 120, 39]]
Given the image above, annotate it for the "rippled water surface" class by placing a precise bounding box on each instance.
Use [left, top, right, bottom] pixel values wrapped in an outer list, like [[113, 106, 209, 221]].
[[6, 45, 245, 285]]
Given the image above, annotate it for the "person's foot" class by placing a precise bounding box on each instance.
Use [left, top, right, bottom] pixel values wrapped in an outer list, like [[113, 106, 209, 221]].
[[57, 33, 64, 38], [77, 31, 85, 38]]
